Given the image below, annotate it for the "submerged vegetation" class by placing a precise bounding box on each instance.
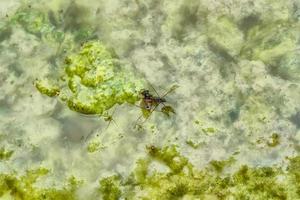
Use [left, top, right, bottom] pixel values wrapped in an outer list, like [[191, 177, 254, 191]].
[[97, 145, 300, 200], [0, 0, 299, 199], [0, 168, 80, 200], [1, 146, 300, 199]]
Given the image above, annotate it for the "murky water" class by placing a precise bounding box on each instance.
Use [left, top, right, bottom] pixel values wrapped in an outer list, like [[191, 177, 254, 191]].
[[0, 0, 300, 199]]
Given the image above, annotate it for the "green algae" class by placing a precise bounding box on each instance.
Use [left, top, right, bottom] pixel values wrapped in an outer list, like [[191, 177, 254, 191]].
[[97, 145, 300, 200], [2, 1, 300, 200], [0, 168, 80, 200], [11, 7, 64, 43], [277, 50, 300, 80], [231, 166, 287, 200], [267, 133, 280, 147], [205, 8, 300, 80], [99, 176, 121, 200], [0, 148, 13, 160], [0, 21, 12, 42], [241, 21, 298, 64], [146, 145, 189, 174], [209, 157, 236, 173], [185, 140, 201, 149], [287, 156, 300, 196], [35, 79, 60, 97], [12, 8, 49, 35], [36, 41, 144, 115], [208, 17, 244, 58], [201, 127, 216, 135], [256, 132, 281, 148], [87, 140, 105, 153], [168, 0, 208, 41]]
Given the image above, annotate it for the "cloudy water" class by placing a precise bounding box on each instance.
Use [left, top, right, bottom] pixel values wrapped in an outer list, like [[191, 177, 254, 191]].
[[0, 0, 300, 199]]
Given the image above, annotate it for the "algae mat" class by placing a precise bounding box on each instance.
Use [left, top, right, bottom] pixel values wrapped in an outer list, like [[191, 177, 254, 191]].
[[0, 0, 300, 199]]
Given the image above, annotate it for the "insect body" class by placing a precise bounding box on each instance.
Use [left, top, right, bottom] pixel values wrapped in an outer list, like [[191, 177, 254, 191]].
[[140, 90, 166, 111], [134, 85, 177, 127]]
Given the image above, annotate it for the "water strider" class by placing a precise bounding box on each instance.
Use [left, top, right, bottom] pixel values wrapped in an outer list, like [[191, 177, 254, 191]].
[[134, 84, 178, 128]]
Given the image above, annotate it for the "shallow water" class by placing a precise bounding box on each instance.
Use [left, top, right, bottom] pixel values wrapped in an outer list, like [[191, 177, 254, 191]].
[[0, 0, 300, 199]]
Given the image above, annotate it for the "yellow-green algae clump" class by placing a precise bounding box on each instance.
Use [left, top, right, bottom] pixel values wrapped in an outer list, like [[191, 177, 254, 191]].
[[98, 145, 300, 200], [0, 148, 13, 160], [87, 140, 105, 153], [36, 41, 144, 115], [0, 168, 80, 200], [1, 147, 300, 199]]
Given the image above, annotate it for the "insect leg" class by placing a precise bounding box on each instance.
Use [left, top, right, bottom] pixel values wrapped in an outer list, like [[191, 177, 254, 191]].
[[161, 85, 179, 98], [139, 103, 160, 125], [148, 82, 167, 107]]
